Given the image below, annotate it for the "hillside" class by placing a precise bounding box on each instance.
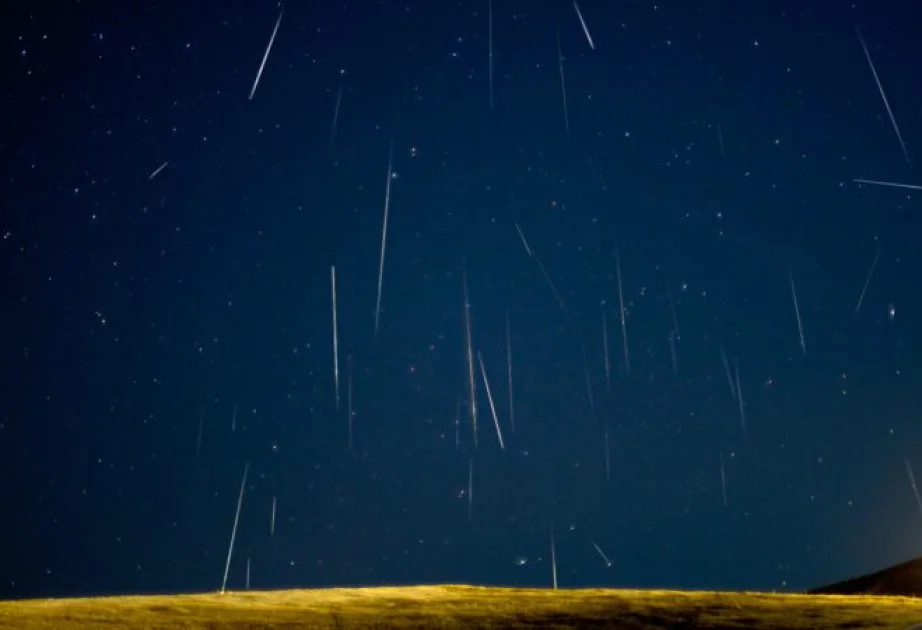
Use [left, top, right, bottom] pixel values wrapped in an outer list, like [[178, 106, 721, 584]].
[[2, 584, 922, 629], [811, 557, 922, 598]]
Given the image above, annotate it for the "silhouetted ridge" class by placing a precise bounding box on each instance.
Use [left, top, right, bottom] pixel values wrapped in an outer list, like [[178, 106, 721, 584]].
[[811, 557, 922, 597]]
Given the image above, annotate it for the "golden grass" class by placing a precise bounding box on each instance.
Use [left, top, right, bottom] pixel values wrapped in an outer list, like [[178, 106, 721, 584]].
[[2, 584, 922, 629]]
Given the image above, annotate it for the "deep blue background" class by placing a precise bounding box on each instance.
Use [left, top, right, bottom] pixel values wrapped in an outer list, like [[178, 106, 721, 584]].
[[3, 0, 922, 599]]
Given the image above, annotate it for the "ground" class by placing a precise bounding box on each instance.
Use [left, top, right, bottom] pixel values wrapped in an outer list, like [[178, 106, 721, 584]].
[[3, 584, 922, 628]]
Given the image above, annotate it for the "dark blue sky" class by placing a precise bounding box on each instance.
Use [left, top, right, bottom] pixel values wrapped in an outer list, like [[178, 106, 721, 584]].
[[3, 0, 922, 599]]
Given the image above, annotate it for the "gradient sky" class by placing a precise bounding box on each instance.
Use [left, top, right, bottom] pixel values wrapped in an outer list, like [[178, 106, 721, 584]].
[[3, 0, 922, 600]]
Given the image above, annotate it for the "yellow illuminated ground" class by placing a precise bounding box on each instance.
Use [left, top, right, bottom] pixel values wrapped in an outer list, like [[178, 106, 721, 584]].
[[2, 584, 922, 628]]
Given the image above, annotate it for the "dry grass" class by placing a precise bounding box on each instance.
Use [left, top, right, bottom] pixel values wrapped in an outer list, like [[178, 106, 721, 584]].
[[2, 584, 922, 629]]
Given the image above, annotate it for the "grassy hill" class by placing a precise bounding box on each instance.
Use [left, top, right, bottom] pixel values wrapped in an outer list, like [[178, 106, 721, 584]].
[[2, 584, 922, 629]]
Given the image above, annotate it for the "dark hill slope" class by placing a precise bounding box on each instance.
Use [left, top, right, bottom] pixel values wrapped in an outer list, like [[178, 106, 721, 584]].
[[811, 557, 922, 598]]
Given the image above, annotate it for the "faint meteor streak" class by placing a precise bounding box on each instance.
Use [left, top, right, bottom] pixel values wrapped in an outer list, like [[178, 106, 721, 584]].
[[249, 10, 284, 100], [148, 161, 168, 180], [853, 178, 922, 191]]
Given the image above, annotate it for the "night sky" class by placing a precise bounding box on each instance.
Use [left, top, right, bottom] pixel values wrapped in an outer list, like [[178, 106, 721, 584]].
[[3, 0, 922, 601]]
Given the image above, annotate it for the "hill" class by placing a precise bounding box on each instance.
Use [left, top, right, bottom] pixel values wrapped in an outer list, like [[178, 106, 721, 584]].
[[811, 557, 922, 598], [2, 584, 922, 629]]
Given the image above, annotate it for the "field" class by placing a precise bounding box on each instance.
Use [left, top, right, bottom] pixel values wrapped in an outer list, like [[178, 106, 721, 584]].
[[2, 584, 922, 629]]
